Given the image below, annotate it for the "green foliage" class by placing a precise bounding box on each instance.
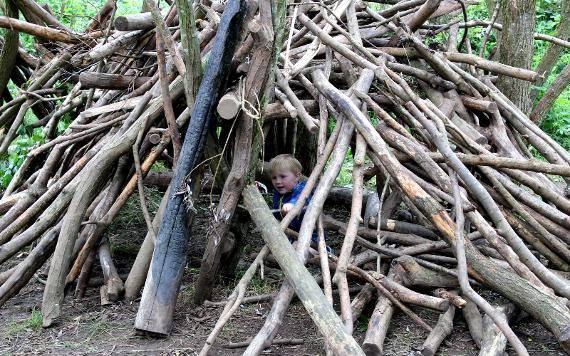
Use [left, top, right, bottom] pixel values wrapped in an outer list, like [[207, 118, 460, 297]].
[[532, 1, 570, 150], [466, 1, 493, 57], [467, 0, 570, 151], [356, 314, 370, 333], [0, 0, 143, 190], [539, 92, 570, 150], [2, 0, 144, 54], [5, 308, 42, 336], [335, 147, 354, 187], [0, 126, 45, 188]]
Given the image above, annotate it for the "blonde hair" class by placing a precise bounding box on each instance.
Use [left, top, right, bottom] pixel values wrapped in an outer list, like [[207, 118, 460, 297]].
[[269, 154, 303, 175]]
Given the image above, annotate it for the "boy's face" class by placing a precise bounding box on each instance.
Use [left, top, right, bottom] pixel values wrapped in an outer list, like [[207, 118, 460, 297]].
[[271, 169, 300, 195]]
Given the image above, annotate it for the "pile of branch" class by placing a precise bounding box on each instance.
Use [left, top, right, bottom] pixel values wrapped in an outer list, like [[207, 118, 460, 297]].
[[1, 0, 570, 355]]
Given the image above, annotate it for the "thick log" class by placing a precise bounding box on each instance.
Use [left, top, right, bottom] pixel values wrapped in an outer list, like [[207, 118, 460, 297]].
[[79, 72, 150, 90], [143, 171, 172, 191], [0, 0, 18, 100], [135, 0, 246, 335], [98, 239, 124, 304], [216, 90, 241, 119], [242, 184, 365, 356], [420, 306, 456, 356], [75, 249, 96, 299], [362, 277, 394, 355], [192, 0, 281, 304], [479, 304, 518, 356], [114, 8, 170, 31], [0, 191, 25, 215], [361, 268, 403, 356], [382, 276, 449, 312], [462, 296, 483, 348], [0, 16, 92, 44], [71, 30, 145, 68], [14, 0, 70, 31], [0, 226, 58, 307], [403, 0, 442, 32], [124, 190, 167, 300], [84, 0, 115, 32], [351, 283, 376, 322], [263, 99, 319, 121]]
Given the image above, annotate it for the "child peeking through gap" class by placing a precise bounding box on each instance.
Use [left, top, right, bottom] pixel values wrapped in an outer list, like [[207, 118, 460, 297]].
[[268, 154, 331, 253], [269, 154, 312, 233]]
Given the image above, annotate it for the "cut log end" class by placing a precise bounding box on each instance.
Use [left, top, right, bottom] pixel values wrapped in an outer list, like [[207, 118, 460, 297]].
[[217, 92, 241, 120], [113, 16, 129, 31], [362, 344, 382, 356], [559, 325, 570, 354]]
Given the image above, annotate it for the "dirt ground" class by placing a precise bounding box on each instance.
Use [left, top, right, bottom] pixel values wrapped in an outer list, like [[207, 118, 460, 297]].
[[0, 192, 566, 355]]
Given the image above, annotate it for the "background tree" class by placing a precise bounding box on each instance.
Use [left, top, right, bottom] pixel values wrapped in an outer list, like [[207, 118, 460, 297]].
[[496, 0, 537, 114], [0, 0, 18, 100], [534, 0, 570, 89]]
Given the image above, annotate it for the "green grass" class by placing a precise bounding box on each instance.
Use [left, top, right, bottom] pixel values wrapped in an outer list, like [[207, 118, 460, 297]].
[[356, 314, 370, 333], [5, 308, 43, 336], [335, 147, 354, 188], [150, 160, 169, 173], [248, 275, 277, 295], [88, 320, 109, 336], [110, 186, 163, 229]]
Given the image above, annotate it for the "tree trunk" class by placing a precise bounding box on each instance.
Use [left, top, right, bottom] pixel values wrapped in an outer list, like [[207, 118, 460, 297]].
[[0, 15, 86, 43], [534, 0, 570, 88], [0, 0, 18, 100], [530, 63, 570, 123], [420, 306, 456, 356], [496, 0, 536, 114]]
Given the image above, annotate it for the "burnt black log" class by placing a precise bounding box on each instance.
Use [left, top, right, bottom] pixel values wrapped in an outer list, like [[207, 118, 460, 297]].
[[134, 0, 246, 335]]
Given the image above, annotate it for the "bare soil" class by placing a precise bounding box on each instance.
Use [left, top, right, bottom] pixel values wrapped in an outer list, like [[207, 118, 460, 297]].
[[0, 192, 566, 355]]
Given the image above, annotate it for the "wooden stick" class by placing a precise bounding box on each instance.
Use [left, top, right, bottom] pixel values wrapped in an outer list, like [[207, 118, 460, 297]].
[[224, 338, 303, 349], [242, 185, 364, 356], [0, 15, 92, 43], [98, 238, 124, 304], [155, 21, 182, 164], [420, 306, 455, 356]]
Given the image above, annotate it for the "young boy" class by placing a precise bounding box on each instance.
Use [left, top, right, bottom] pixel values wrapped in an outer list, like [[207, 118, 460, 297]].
[[269, 154, 331, 254], [269, 154, 312, 233]]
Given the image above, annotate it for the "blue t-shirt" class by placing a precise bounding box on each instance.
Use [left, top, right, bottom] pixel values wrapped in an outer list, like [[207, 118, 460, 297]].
[[272, 180, 313, 232]]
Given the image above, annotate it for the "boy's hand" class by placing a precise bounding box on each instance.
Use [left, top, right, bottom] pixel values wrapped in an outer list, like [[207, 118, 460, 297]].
[[281, 203, 294, 214]]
